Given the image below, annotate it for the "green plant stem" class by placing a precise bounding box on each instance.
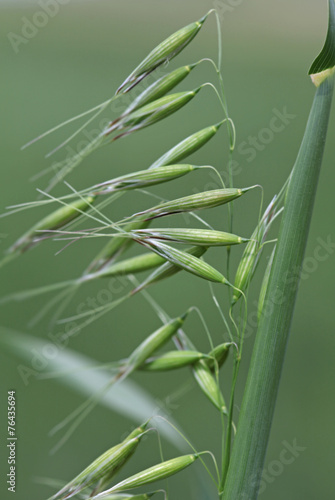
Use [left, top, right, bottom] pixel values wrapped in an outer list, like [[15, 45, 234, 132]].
[[222, 74, 334, 500], [219, 354, 240, 498]]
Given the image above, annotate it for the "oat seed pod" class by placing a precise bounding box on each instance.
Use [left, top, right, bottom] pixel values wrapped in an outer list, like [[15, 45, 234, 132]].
[[257, 246, 276, 321], [139, 350, 205, 371], [118, 64, 198, 119], [49, 435, 143, 500], [192, 359, 226, 412], [134, 228, 248, 246], [124, 422, 150, 441], [87, 218, 151, 273], [10, 196, 95, 254], [92, 165, 196, 195], [116, 13, 208, 94], [132, 245, 207, 294], [232, 196, 277, 304], [126, 312, 189, 371], [140, 239, 227, 284], [137, 188, 247, 219], [149, 121, 225, 169], [84, 253, 166, 281], [206, 343, 231, 371], [97, 423, 149, 490], [109, 89, 202, 137], [94, 455, 198, 495]]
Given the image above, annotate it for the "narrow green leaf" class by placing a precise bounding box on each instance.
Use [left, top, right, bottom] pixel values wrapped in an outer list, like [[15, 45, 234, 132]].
[[0, 326, 186, 450], [309, 0, 335, 86], [222, 49, 334, 500], [257, 246, 276, 321]]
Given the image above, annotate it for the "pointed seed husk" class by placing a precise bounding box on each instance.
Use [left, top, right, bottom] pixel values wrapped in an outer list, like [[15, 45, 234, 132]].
[[94, 455, 198, 495], [139, 239, 227, 284], [192, 360, 226, 412], [49, 433, 144, 500], [134, 228, 247, 246], [232, 196, 277, 304], [132, 245, 207, 294], [86, 217, 151, 273], [140, 350, 205, 371], [11, 196, 95, 253], [118, 64, 197, 118], [116, 13, 208, 93], [206, 343, 231, 371], [137, 188, 247, 219], [126, 312, 189, 371], [91, 165, 196, 195], [149, 121, 225, 169]]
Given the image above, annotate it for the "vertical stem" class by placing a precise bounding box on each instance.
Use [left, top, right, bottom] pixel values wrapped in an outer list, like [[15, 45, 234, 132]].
[[222, 75, 334, 500], [219, 355, 240, 498]]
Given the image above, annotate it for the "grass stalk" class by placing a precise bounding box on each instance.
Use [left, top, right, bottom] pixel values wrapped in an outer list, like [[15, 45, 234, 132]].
[[221, 60, 334, 500]]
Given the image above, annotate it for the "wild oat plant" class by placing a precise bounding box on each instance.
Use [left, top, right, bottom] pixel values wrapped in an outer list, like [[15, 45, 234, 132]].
[[1, 3, 335, 499]]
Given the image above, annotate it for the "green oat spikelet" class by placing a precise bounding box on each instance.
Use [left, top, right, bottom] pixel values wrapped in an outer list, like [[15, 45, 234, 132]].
[[192, 359, 227, 412], [140, 350, 205, 371], [48, 423, 148, 500], [116, 13, 208, 93], [137, 188, 248, 219], [132, 245, 207, 294], [149, 121, 225, 169], [232, 196, 277, 304], [206, 342, 231, 371], [134, 227, 248, 247], [107, 89, 203, 139], [112, 64, 198, 125], [92, 455, 199, 496], [10, 196, 95, 254], [91, 165, 196, 195], [140, 239, 227, 284], [87, 217, 151, 273]]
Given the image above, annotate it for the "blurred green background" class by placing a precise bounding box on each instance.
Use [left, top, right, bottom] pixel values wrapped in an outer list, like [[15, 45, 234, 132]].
[[1, 1, 334, 499]]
